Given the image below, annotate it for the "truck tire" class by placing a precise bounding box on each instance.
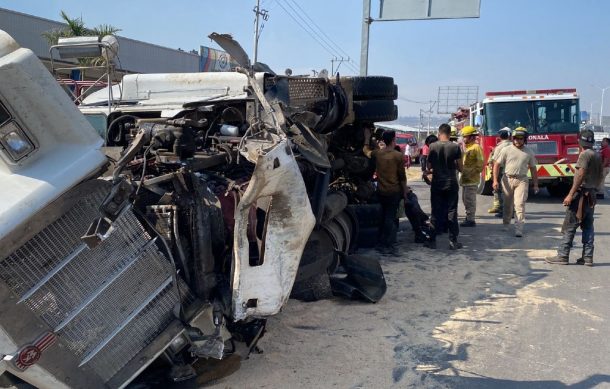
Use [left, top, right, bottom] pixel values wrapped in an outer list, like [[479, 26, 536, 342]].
[[347, 203, 382, 229], [291, 273, 333, 302], [353, 100, 398, 122], [350, 76, 397, 101]]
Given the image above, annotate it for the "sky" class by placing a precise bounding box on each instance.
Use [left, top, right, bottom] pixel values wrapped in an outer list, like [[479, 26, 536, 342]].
[[1, 0, 610, 118]]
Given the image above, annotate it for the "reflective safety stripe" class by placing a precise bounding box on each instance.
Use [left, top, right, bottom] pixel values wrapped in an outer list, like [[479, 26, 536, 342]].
[[483, 163, 575, 181], [529, 163, 575, 178]]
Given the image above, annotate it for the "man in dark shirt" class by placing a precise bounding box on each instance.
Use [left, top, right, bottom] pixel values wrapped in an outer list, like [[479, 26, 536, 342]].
[[546, 129, 604, 266], [364, 129, 408, 256], [426, 123, 463, 249]]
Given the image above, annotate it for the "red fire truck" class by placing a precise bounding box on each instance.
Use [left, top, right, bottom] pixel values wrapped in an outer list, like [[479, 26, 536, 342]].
[[470, 88, 581, 196]]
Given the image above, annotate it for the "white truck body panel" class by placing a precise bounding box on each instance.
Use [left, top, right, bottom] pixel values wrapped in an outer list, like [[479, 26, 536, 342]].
[[0, 30, 106, 240], [81, 72, 250, 108], [232, 138, 315, 320]]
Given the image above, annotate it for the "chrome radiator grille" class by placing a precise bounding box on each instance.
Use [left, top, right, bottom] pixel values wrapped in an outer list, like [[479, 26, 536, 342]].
[[265, 77, 328, 107], [0, 181, 192, 383], [287, 77, 328, 105]]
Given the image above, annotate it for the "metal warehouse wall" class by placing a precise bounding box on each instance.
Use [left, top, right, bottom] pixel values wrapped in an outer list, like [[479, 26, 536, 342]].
[[115, 37, 200, 73], [0, 8, 65, 61], [0, 7, 201, 74]]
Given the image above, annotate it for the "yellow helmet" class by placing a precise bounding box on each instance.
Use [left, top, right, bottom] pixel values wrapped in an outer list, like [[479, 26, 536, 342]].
[[450, 126, 458, 139], [512, 127, 528, 137], [461, 125, 479, 137]]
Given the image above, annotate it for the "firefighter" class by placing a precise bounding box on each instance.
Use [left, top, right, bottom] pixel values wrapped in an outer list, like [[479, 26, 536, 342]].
[[492, 127, 539, 237], [459, 126, 484, 227], [545, 129, 604, 265], [450, 126, 459, 142], [487, 127, 512, 216]]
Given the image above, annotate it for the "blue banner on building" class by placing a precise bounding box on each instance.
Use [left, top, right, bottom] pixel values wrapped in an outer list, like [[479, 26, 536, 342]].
[[199, 46, 238, 72]]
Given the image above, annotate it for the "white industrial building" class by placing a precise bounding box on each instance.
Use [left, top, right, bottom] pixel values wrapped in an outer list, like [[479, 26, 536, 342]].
[[0, 7, 234, 78]]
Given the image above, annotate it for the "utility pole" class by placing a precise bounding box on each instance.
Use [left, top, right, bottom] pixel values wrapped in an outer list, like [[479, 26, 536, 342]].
[[593, 85, 610, 127], [360, 0, 371, 76], [331, 56, 349, 76], [419, 101, 437, 136], [601, 87, 609, 127], [253, 0, 269, 65]]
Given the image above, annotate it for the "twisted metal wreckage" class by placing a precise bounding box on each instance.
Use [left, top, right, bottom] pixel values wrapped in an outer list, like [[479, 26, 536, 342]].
[[0, 30, 397, 387]]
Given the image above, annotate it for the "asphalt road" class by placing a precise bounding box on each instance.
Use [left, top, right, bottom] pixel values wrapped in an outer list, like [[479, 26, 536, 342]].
[[413, 172, 610, 389], [206, 169, 610, 389]]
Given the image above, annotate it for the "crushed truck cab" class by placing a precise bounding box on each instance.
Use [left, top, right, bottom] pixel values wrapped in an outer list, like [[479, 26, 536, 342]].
[[0, 30, 397, 388]]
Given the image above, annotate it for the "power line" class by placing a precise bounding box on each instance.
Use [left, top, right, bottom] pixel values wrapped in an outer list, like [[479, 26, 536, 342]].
[[273, 0, 359, 74], [276, 0, 342, 65], [285, 0, 359, 73], [397, 97, 437, 105]]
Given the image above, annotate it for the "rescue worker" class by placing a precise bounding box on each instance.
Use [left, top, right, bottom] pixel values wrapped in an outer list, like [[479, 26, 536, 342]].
[[459, 126, 484, 227], [487, 127, 512, 216], [449, 126, 459, 142], [545, 129, 604, 266], [364, 129, 408, 256], [425, 123, 463, 250], [492, 127, 539, 237], [597, 137, 610, 199]]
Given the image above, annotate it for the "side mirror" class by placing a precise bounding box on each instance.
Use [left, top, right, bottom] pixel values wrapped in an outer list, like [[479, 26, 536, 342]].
[[474, 114, 483, 127]]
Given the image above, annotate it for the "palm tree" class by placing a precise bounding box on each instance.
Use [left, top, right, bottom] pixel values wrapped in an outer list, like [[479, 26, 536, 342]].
[[42, 11, 121, 70]]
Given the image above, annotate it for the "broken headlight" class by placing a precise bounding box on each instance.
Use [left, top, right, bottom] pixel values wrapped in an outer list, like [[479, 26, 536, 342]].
[[0, 121, 35, 161]]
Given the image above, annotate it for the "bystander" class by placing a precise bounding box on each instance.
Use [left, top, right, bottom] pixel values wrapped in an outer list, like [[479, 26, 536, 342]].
[[425, 124, 463, 250], [546, 129, 604, 265]]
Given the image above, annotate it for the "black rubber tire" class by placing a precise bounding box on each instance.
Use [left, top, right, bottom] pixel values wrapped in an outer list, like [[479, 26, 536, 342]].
[[350, 76, 397, 101], [291, 273, 333, 302], [347, 204, 382, 229], [355, 226, 379, 249], [294, 230, 335, 282], [353, 100, 398, 122]]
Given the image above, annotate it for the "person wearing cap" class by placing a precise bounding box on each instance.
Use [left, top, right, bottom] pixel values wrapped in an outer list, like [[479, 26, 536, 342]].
[[492, 127, 539, 237], [487, 127, 512, 216], [597, 137, 610, 199], [546, 129, 604, 266], [363, 129, 408, 256], [459, 126, 484, 227]]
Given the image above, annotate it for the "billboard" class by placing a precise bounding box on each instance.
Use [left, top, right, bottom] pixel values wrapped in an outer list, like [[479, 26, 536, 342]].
[[379, 0, 481, 21], [199, 46, 239, 72]]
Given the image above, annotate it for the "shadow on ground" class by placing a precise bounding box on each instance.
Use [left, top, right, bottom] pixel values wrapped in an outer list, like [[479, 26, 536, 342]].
[[383, 180, 592, 388], [435, 374, 610, 388]]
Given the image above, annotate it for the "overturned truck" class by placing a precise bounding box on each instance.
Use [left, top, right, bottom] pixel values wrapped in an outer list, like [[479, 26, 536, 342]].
[[0, 30, 396, 388]]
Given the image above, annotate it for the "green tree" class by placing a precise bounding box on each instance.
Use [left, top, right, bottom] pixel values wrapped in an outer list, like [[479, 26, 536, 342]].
[[42, 11, 121, 69]]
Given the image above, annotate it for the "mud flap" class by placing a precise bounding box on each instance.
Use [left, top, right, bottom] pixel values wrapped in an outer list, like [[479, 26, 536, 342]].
[[330, 254, 386, 303], [232, 138, 316, 320]]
